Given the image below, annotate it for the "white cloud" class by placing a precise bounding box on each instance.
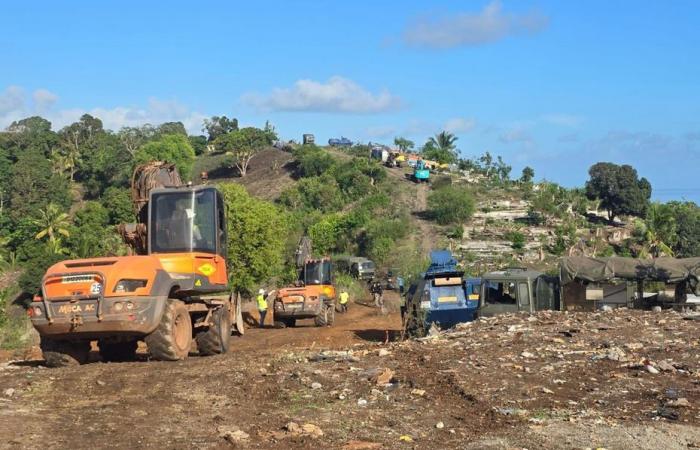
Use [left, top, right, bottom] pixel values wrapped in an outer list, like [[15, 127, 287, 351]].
[[242, 76, 401, 113], [0, 85, 207, 134], [32, 89, 59, 111], [444, 117, 476, 133], [404, 1, 548, 49], [0, 86, 24, 115]]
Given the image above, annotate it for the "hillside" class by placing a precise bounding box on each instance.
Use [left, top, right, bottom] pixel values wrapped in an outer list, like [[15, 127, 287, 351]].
[[193, 146, 637, 276]]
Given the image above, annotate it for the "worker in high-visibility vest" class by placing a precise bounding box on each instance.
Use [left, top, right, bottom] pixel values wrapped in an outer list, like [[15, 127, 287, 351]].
[[256, 288, 268, 328], [339, 290, 349, 313]]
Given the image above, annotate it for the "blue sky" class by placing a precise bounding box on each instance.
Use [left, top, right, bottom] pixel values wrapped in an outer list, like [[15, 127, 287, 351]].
[[1, 1, 699, 201]]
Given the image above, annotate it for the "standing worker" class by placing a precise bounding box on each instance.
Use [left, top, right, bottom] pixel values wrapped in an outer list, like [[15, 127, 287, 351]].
[[339, 289, 349, 313], [256, 288, 268, 328], [370, 280, 384, 308]]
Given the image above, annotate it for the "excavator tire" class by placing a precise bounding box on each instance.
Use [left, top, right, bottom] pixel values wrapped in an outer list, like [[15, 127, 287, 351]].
[[314, 301, 335, 327], [274, 318, 296, 329], [41, 338, 90, 367], [145, 299, 192, 361], [195, 306, 231, 356], [99, 340, 138, 362]]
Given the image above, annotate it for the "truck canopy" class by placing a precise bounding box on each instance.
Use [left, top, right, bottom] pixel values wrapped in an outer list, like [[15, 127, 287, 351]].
[[560, 256, 700, 294]]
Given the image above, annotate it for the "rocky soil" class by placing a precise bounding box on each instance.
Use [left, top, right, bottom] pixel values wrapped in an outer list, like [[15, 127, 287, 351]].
[[1, 303, 700, 449]]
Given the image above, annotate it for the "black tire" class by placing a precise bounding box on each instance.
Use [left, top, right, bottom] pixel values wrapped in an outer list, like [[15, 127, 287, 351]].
[[274, 318, 296, 328], [314, 302, 334, 327], [145, 299, 192, 361], [41, 338, 90, 367], [404, 301, 427, 338], [195, 306, 231, 356], [99, 340, 137, 362]]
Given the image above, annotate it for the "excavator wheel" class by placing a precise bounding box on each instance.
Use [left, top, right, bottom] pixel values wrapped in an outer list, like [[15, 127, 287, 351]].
[[314, 301, 335, 327], [98, 340, 138, 362], [195, 306, 231, 356], [274, 318, 296, 329], [41, 338, 90, 367], [145, 299, 192, 361]]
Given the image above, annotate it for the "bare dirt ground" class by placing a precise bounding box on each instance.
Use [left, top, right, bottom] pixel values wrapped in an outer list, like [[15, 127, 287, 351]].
[[196, 148, 297, 201], [2, 301, 700, 449]]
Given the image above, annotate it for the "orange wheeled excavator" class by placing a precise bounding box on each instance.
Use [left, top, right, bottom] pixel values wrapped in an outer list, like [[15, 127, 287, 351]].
[[28, 162, 244, 366]]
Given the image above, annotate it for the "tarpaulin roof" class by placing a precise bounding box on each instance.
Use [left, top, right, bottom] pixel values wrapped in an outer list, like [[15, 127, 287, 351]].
[[560, 257, 700, 287]]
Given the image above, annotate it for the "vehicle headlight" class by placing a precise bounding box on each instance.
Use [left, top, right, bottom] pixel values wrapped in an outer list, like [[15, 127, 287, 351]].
[[420, 301, 431, 310], [114, 279, 147, 293]]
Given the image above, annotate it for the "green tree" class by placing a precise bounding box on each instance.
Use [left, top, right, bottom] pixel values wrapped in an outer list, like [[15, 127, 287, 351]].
[[427, 186, 475, 225], [32, 203, 70, 242], [528, 182, 570, 225], [203, 116, 238, 142], [219, 183, 287, 294], [134, 134, 196, 179], [637, 203, 677, 257], [101, 187, 134, 224], [215, 127, 272, 177], [520, 166, 535, 183], [66, 201, 126, 258], [188, 135, 208, 156], [9, 148, 71, 219], [157, 122, 187, 136], [393, 137, 414, 152], [668, 201, 700, 257], [585, 162, 651, 222], [308, 214, 347, 255], [422, 131, 458, 164], [118, 125, 156, 157]]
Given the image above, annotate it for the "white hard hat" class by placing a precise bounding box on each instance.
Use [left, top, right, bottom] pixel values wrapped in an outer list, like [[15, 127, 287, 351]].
[[258, 288, 265, 295]]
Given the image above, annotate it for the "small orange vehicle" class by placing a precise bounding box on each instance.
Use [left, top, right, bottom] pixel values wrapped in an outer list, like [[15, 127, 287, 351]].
[[273, 258, 336, 328], [28, 164, 242, 366]]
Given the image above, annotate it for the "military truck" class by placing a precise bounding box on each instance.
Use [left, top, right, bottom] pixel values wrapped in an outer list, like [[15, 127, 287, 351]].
[[478, 268, 559, 317]]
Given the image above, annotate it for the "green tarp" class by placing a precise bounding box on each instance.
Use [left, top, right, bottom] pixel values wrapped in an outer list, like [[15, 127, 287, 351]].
[[560, 257, 700, 294]]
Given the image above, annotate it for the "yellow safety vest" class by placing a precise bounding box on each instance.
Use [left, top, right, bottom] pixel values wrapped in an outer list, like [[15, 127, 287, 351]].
[[339, 292, 349, 304], [256, 294, 268, 311]]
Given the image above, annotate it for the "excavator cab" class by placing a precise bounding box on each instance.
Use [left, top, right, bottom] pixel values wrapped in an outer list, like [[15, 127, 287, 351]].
[[303, 259, 332, 286], [149, 187, 226, 257]]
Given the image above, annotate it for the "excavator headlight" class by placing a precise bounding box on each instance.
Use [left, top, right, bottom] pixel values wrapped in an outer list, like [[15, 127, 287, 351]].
[[114, 279, 147, 293]]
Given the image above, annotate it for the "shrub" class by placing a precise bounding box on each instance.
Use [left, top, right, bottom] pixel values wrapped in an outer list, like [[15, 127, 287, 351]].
[[294, 145, 336, 177], [505, 230, 526, 251], [427, 186, 475, 225]]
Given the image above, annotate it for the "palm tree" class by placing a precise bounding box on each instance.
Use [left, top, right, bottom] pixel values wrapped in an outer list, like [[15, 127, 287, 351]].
[[424, 131, 459, 164], [639, 203, 676, 258], [32, 204, 71, 242], [428, 131, 458, 154]]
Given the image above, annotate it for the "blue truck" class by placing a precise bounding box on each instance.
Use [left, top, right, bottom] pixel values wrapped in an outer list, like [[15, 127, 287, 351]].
[[328, 137, 353, 147], [403, 250, 478, 337]]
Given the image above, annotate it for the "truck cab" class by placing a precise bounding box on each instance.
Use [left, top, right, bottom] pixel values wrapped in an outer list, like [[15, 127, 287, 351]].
[[479, 268, 559, 317]]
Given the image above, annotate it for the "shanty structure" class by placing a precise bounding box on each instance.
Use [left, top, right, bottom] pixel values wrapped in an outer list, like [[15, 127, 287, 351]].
[[559, 257, 700, 311]]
